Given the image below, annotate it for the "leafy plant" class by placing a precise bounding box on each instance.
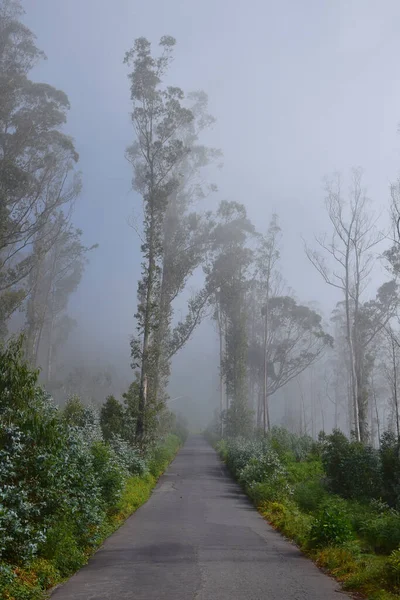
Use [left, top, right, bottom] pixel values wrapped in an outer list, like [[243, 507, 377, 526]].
[[309, 499, 354, 548], [322, 430, 381, 500], [293, 479, 327, 513]]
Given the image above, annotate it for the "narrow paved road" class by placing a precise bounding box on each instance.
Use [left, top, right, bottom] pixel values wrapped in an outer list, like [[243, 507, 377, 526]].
[[52, 436, 345, 599]]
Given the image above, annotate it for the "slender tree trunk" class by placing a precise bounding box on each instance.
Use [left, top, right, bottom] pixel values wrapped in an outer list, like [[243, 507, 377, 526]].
[[262, 305, 270, 434], [319, 393, 325, 434], [334, 378, 339, 430], [392, 335, 400, 438], [46, 300, 55, 384], [217, 295, 225, 437], [346, 293, 360, 441], [373, 384, 381, 448], [137, 201, 157, 442]]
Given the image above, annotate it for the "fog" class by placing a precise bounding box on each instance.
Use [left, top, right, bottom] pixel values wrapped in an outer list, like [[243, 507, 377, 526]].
[[16, 0, 400, 432]]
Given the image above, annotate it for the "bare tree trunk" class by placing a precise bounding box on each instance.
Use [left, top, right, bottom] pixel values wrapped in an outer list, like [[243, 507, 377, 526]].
[[392, 334, 400, 438], [46, 307, 55, 384], [319, 393, 325, 434], [257, 384, 263, 429], [262, 307, 270, 433], [217, 295, 225, 437], [137, 205, 156, 442], [347, 298, 360, 440], [334, 382, 339, 429]]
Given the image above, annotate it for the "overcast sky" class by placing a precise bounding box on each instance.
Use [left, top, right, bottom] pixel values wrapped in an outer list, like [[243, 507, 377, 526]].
[[21, 0, 400, 419]]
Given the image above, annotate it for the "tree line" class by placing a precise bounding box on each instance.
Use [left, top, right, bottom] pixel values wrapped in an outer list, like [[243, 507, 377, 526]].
[[2, 0, 400, 450], [0, 0, 94, 392]]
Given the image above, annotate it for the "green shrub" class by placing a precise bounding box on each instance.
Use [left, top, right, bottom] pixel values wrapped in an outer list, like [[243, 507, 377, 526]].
[[248, 480, 290, 504], [322, 430, 381, 500], [386, 547, 400, 587], [293, 479, 327, 513], [360, 510, 400, 554], [148, 434, 180, 477], [109, 435, 147, 476], [223, 437, 263, 476], [380, 432, 400, 508], [216, 438, 228, 460], [309, 499, 354, 548], [29, 559, 59, 589], [91, 441, 127, 509], [266, 427, 314, 463], [287, 458, 323, 484], [38, 519, 86, 577], [100, 395, 125, 441], [238, 449, 286, 486]]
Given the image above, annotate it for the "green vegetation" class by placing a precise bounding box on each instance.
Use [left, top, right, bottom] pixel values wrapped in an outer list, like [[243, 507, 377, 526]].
[[214, 428, 400, 600], [0, 340, 185, 600]]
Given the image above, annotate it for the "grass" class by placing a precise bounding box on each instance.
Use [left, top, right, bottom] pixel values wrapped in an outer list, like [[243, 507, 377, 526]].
[[0, 434, 182, 600]]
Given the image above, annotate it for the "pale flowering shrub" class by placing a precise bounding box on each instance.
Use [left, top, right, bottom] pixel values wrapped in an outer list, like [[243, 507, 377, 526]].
[[222, 435, 292, 501], [224, 437, 264, 476], [0, 340, 130, 566], [109, 434, 147, 476]]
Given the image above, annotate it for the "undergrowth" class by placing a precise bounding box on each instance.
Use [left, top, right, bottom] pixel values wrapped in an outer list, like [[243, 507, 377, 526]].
[[0, 436, 180, 600], [214, 430, 400, 600]]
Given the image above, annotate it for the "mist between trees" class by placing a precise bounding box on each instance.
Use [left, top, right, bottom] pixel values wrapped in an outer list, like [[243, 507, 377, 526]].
[[2, 0, 400, 453]]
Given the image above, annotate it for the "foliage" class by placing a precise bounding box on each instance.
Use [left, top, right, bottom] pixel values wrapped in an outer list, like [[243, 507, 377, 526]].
[[293, 479, 327, 513], [358, 508, 400, 554], [148, 434, 181, 477], [266, 427, 315, 463], [322, 429, 381, 500], [91, 441, 128, 510], [100, 395, 125, 441], [215, 426, 400, 599], [125, 36, 194, 442], [387, 547, 400, 587], [0, 0, 81, 337], [309, 499, 354, 548], [108, 434, 147, 476], [238, 449, 284, 486], [0, 339, 182, 599], [380, 431, 400, 508]]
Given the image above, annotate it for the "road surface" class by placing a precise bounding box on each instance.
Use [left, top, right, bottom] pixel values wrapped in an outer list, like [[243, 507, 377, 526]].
[[52, 435, 345, 600]]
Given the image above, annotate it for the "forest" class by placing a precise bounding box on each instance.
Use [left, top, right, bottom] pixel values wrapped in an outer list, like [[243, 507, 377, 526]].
[[2, 1, 400, 599]]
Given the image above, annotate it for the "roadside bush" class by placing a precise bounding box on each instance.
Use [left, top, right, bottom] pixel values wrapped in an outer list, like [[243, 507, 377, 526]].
[[293, 479, 327, 513], [109, 434, 147, 476], [322, 430, 381, 500], [239, 448, 285, 485], [148, 434, 180, 477], [309, 498, 354, 548], [38, 520, 86, 577], [359, 509, 400, 554], [0, 338, 183, 599], [386, 547, 400, 587], [216, 438, 228, 460], [100, 395, 125, 441], [248, 479, 290, 504], [267, 427, 314, 463], [380, 432, 400, 508], [287, 457, 324, 484], [91, 441, 128, 510], [239, 449, 292, 502], [224, 437, 264, 476]]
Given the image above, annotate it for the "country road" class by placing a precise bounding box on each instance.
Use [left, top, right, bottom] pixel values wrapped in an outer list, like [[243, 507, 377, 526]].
[[52, 436, 345, 600]]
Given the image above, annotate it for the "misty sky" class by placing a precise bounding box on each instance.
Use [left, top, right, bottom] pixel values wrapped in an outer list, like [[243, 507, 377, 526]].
[[21, 0, 400, 420]]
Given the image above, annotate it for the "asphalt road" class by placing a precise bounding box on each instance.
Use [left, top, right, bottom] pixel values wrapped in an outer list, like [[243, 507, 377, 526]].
[[52, 435, 345, 600]]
